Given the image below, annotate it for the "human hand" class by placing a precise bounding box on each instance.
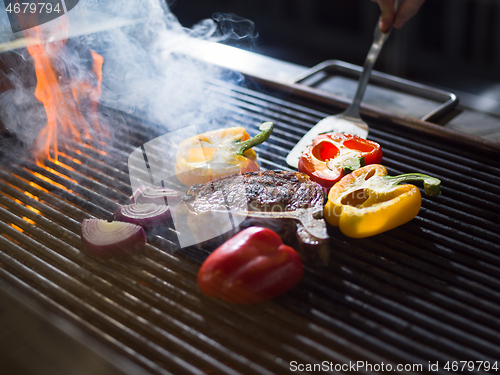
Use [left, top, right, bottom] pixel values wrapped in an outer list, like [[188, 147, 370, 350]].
[[371, 0, 426, 32]]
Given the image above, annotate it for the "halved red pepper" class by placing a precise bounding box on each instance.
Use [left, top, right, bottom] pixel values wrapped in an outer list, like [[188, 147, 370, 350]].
[[197, 227, 303, 304], [298, 133, 382, 192]]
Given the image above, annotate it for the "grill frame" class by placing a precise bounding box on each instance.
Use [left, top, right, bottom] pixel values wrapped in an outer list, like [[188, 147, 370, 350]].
[[1, 70, 500, 375]]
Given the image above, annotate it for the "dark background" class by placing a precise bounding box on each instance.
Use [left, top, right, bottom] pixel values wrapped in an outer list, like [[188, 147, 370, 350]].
[[169, 0, 500, 99]]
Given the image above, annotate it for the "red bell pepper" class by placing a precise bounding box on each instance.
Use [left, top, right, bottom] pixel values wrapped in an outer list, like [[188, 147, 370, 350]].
[[298, 133, 382, 192], [197, 227, 303, 304]]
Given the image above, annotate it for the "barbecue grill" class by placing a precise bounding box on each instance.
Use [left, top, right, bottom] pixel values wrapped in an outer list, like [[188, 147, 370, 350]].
[[1, 36, 500, 375]]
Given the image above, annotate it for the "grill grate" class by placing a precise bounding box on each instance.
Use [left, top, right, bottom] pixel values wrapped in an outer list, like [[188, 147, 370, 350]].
[[1, 77, 500, 374]]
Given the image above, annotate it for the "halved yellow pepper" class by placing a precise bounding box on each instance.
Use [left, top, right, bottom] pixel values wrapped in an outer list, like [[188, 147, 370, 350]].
[[175, 122, 273, 186], [324, 164, 441, 238]]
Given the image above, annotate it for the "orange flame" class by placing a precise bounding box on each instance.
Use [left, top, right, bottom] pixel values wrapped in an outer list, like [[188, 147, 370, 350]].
[[24, 17, 106, 162]]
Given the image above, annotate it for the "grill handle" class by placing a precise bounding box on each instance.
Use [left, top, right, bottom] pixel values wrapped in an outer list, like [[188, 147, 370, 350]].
[[292, 60, 458, 124]]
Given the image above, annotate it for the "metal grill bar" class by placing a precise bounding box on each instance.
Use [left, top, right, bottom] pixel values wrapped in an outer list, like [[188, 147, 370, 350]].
[[1, 78, 500, 374]]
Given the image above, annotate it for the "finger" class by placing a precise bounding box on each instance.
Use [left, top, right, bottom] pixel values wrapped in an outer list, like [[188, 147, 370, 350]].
[[394, 0, 426, 28], [373, 0, 396, 32]]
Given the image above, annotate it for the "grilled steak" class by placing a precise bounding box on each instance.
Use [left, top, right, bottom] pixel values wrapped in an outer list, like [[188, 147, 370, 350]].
[[176, 171, 330, 264], [183, 170, 324, 213]]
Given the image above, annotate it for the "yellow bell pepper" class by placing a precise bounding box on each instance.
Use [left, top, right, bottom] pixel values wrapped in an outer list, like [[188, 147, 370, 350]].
[[324, 164, 441, 238], [175, 122, 273, 186]]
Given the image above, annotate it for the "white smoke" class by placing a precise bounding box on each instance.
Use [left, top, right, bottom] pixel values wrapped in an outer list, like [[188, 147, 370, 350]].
[[0, 0, 257, 149]]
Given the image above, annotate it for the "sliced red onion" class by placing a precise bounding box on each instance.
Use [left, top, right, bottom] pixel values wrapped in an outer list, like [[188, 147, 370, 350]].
[[130, 185, 184, 205], [113, 203, 171, 230], [81, 219, 146, 258]]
